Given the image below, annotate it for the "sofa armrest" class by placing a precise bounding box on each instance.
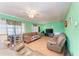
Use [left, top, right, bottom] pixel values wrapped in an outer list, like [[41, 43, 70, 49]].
[[23, 35, 32, 43], [58, 38, 66, 48], [48, 40, 57, 45]]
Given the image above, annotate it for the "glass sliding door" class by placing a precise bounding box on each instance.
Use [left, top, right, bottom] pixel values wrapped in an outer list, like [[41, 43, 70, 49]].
[[7, 20, 22, 46], [7, 25, 15, 36], [7, 24, 15, 45], [0, 19, 7, 48], [15, 24, 22, 45], [0, 19, 24, 48], [15, 25, 21, 35]]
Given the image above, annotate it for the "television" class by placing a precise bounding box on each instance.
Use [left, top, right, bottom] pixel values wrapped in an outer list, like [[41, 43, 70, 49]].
[[45, 29, 53, 36], [46, 29, 53, 33]]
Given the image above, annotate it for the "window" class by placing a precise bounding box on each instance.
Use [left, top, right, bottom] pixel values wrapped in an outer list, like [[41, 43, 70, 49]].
[[0, 20, 7, 35], [7, 24, 15, 36], [32, 25, 39, 32], [22, 23, 25, 34], [7, 20, 23, 36], [0, 19, 7, 42], [15, 25, 22, 35], [0, 20, 24, 35]]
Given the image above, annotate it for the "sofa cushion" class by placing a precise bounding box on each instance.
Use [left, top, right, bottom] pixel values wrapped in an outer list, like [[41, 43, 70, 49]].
[[23, 32, 40, 43], [48, 36, 58, 45], [48, 40, 56, 45], [31, 35, 40, 41]]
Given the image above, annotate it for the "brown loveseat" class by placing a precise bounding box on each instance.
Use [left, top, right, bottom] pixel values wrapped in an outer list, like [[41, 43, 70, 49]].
[[23, 32, 41, 43]]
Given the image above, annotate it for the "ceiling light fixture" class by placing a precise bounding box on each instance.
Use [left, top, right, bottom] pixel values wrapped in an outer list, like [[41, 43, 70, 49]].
[[26, 9, 38, 19]]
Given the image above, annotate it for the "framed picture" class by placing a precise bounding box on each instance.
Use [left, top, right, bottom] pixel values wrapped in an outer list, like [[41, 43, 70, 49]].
[[64, 20, 67, 27]]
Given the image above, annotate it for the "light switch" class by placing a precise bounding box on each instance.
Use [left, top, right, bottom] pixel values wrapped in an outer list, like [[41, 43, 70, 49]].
[[75, 21, 78, 27]]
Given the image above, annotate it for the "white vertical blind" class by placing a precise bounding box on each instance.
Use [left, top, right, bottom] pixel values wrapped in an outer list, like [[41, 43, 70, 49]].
[[0, 19, 7, 35], [22, 23, 25, 34], [0, 19, 7, 48]]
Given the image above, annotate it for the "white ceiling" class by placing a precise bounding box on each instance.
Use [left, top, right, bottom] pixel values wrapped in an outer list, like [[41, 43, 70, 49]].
[[0, 2, 71, 24]]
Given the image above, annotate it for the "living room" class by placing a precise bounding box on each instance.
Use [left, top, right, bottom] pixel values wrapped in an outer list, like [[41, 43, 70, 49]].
[[0, 2, 79, 56]]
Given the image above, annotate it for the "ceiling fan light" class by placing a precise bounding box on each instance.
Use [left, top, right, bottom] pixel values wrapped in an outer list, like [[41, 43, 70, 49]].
[[28, 14, 34, 18]]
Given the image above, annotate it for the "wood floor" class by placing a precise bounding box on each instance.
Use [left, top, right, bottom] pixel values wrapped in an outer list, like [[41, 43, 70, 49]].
[[25, 36, 64, 56]]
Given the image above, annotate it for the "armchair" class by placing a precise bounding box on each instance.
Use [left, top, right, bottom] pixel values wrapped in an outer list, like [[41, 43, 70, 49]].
[[47, 33, 66, 53]]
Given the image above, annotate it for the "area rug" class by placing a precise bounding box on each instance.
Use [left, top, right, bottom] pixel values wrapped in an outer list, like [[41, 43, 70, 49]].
[[0, 48, 16, 56], [21, 47, 45, 56], [0, 47, 44, 56]]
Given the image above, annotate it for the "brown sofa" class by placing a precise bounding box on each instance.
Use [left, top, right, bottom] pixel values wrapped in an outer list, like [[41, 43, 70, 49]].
[[23, 32, 41, 43], [47, 33, 66, 53]]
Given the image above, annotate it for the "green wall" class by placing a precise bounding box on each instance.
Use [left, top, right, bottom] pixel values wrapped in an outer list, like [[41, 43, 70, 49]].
[[65, 3, 79, 56], [0, 3, 79, 56], [0, 12, 65, 33], [24, 21, 32, 33], [39, 21, 64, 33], [0, 12, 33, 33]]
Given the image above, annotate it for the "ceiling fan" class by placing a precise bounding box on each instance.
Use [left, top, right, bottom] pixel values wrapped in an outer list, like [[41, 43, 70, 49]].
[[21, 9, 39, 19]]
